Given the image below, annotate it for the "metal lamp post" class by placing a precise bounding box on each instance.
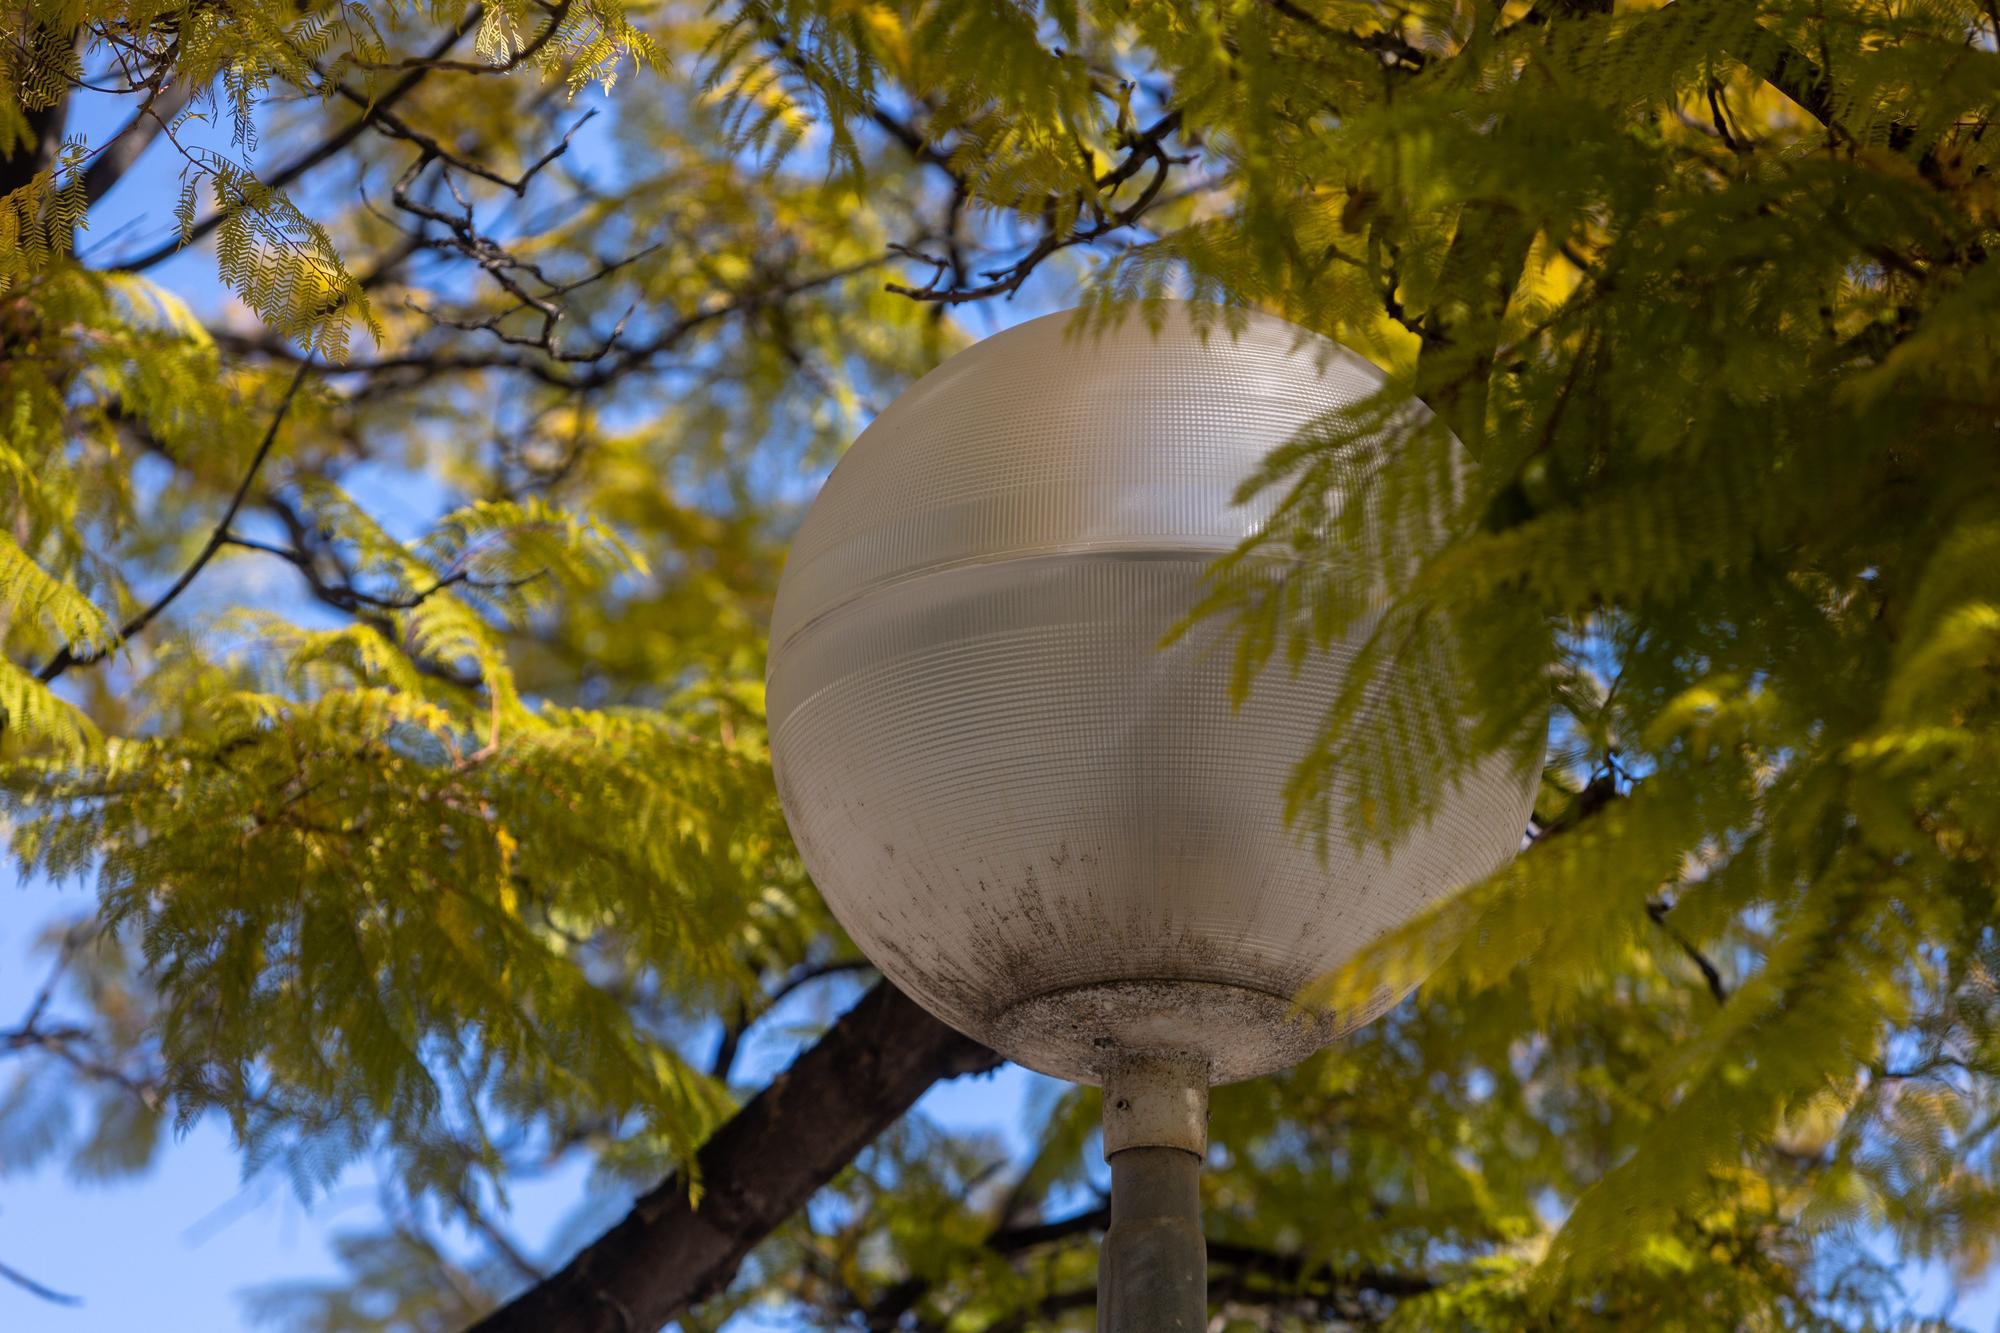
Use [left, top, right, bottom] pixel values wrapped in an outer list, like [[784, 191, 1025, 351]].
[[766, 303, 1536, 1330]]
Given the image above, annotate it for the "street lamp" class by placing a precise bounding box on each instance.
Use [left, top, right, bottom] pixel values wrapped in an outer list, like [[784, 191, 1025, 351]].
[[767, 303, 1536, 1330]]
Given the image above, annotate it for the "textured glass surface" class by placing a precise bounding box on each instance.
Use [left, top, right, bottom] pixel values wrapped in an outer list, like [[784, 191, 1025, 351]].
[[768, 305, 1537, 1084]]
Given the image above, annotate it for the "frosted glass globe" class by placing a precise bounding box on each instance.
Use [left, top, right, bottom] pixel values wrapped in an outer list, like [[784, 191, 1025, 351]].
[[767, 304, 1535, 1085]]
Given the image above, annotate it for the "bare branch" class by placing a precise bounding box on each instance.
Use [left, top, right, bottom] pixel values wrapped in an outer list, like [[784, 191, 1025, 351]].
[[709, 958, 877, 1081], [109, 14, 480, 273], [71, 75, 197, 206], [350, 0, 575, 76], [1647, 898, 1730, 1007], [0, 1258, 82, 1307], [36, 357, 315, 681], [886, 110, 1187, 306]]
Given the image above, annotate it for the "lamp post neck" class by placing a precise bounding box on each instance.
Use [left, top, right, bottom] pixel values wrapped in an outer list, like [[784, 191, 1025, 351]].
[[1097, 1053, 1209, 1333]]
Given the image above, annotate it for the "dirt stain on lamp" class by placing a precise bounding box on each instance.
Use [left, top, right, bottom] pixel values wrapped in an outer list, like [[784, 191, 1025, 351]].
[[767, 303, 1537, 1330]]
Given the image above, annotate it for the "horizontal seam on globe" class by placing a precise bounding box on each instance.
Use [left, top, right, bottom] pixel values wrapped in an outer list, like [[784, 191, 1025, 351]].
[[768, 540, 1248, 664], [989, 975, 1343, 1025]]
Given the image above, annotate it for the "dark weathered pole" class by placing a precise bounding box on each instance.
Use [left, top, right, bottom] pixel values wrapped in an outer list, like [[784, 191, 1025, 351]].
[[1097, 1053, 1209, 1332]]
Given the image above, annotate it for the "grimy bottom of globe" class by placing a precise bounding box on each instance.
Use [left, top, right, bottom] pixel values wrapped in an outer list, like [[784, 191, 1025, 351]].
[[769, 555, 1537, 1091], [988, 976, 1399, 1087]]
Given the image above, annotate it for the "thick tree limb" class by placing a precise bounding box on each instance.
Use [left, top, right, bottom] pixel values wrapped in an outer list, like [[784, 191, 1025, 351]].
[[466, 980, 998, 1333]]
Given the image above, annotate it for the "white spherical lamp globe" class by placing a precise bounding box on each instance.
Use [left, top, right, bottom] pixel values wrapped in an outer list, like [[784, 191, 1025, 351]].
[[767, 303, 1535, 1087]]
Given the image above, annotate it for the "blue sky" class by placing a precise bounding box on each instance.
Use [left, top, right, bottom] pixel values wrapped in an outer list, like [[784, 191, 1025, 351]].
[[8, 39, 2000, 1333]]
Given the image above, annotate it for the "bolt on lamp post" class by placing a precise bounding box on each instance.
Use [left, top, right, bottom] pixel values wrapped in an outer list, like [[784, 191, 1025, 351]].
[[767, 303, 1536, 1331]]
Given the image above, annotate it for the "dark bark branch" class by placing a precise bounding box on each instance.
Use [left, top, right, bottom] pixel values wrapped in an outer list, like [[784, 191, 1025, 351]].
[[708, 958, 876, 1081], [448, 1185, 547, 1287], [1204, 1241, 1436, 1298], [349, 0, 572, 76], [465, 980, 997, 1333], [109, 14, 479, 273], [858, 1204, 1111, 1328], [0, 1257, 82, 1307], [214, 253, 886, 392], [990, 1206, 1109, 1255], [885, 109, 1186, 306], [858, 1222, 1436, 1331], [78, 76, 198, 206], [1646, 898, 1730, 1006], [0, 24, 77, 200], [1264, 0, 1430, 71], [36, 356, 314, 681]]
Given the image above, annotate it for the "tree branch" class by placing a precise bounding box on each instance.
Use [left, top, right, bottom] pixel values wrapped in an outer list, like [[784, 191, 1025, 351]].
[[1204, 1241, 1436, 1299], [465, 980, 997, 1333], [1264, 0, 1431, 72], [709, 958, 876, 1082], [0, 25, 77, 199], [855, 1203, 1111, 1327], [1646, 899, 1730, 1006], [886, 110, 1186, 306], [109, 14, 479, 273], [0, 1257, 82, 1307], [36, 356, 315, 681], [852, 1218, 1436, 1330], [78, 75, 198, 206]]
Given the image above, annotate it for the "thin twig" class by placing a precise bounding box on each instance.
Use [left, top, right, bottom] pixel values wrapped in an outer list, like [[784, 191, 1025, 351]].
[[110, 14, 480, 272], [886, 110, 1186, 305], [37, 357, 316, 681], [1647, 899, 1729, 1006], [0, 1258, 82, 1307], [709, 959, 876, 1081]]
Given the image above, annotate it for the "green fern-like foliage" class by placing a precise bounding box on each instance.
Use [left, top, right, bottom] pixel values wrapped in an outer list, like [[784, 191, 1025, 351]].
[[5, 0, 2000, 1326], [0, 0, 944, 1271], [708, 0, 2000, 1319], [12, 562, 788, 1195], [1165, 2, 2000, 1293]]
